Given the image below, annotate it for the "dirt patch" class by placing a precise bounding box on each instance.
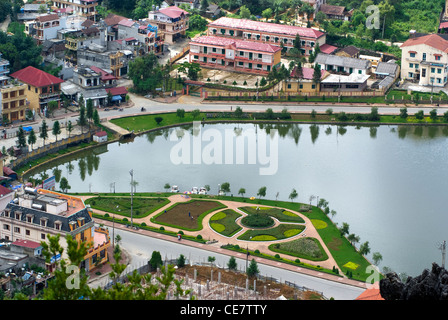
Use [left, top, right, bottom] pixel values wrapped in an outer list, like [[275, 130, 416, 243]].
[[154, 200, 224, 230], [175, 265, 325, 300], [327, 237, 343, 251]]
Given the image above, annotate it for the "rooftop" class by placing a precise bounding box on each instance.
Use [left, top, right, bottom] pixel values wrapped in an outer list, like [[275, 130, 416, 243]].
[[11, 239, 42, 249], [10, 66, 64, 88], [290, 66, 326, 80], [319, 4, 346, 16], [191, 35, 281, 53], [321, 73, 370, 84], [151, 6, 189, 19], [315, 53, 371, 70], [208, 17, 325, 39], [401, 33, 448, 53]]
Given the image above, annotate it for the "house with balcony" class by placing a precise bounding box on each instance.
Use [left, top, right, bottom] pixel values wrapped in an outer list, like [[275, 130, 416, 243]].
[[147, 6, 189, 44], [25, 14, 68, 45], [0, 53, 29, 123], [0, 189, 110, 272], [207, 17, 326, 56], [52, 0, 99, 21], [116, 19, 164, 55], [189, 35, 281, 75], [10, 66, 63, 116], [400, 33, 448, 87], [64, 26, 106, 64]]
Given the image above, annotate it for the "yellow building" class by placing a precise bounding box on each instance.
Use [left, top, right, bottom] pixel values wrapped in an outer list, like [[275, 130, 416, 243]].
[[283, 66, 329, 93], [1, 83, 28, 123], [10, 66, 63, 115], [0, 189, 110, 272]]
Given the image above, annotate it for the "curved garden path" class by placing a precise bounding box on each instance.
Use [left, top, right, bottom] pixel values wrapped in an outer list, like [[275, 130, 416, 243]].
[[82, 194, 342, 274]]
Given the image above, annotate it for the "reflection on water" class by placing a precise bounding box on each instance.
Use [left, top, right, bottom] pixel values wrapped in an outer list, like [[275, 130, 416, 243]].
[[24, 122, 448, 277]]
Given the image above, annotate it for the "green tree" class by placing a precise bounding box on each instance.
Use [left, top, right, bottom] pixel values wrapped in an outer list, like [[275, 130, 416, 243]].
[[259, 77, 267, 87], [176, 108, 185, 119], [27, 128, 37, 150], [227, 256, 237, 271], [430, 108, 438, 122], [234, 106, 243, 118], [340, 222, 350, 236], [177, 61, 201, 81], [220, 182, 230, 194], [262, 8, 272, 21], [155, 116, 163, 125], [200, 0, 208, 15], [149, 251, 163, 271], [191, 109, 200, 119], [312, 64, 322, 92], [164, 183, 170, 192], [177, 254, 186, 268], [399, 107, 408, 119], [372, 252, 383, 266], [47, 100, 58, 117], [78, 97, 87, 134], [246, 258, 259, 278], [129, 52, 165, 94], [257, 186, 267, 199], [189, 14, 208, 31], [238, 188, 246, 197], [40, 120, 49, 146], [415, 110, 424, 120], [93, 109, 100, 126], [86, 99, 93, 129], [17, 126, 27, 148], [359, 241, 371, 256], [289, 188, 298, 202], [41, 234, 90, 300], [52, 120, 61, 142], [239, 5, 251, 18], [59, 177, 71, 193]]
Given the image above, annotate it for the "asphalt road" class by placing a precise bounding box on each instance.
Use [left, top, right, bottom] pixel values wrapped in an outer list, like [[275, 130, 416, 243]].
[[104, 226, 365, 300]]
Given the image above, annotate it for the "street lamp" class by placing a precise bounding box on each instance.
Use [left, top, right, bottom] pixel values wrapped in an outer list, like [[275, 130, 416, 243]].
[[130, 169, 134, 228], [218, 184, 220, 196]]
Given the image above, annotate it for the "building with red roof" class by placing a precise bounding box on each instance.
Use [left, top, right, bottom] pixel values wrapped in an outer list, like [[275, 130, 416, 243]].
[[207, 17, 326, 56], [10, 66, 63, 114], [148, 6, 189, 44], [400, 33, 448, 87], [189, 35, 282, 75], [0, 185, 14, 212]]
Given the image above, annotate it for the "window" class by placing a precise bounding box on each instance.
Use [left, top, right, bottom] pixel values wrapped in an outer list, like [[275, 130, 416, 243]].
[[423, 53, 426, 61], [409, 72, 414, 78], [438, 68, 442, 74], [287, 84, 291, 89], [410, 52, 416, 58], [358, 70, 362, 74], [26, 229, 30, 236], [238, 61, 244, 66], [299, 84, 303, 89], [258, 54, 262, 59], [14, 227, 20, 233], [312, 84, 316, 89], [409, 63, 413, 68], [431, 68, 435, 73], [41, 233, 46, 240], [3, 224, 10, 230], [422, 69, 426, 77], [212, 47, 216, 52], [437, 78, 442, 84], [435, 55, 441, 61], [415, 64, 419, 69]]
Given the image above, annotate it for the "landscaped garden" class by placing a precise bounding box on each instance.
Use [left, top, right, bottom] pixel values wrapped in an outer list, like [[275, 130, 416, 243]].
[[237, 224, 305, 241], [84, 195, 170, 218], [209, 209, 242, 237], [151, 199, 226, 231], [268, 237, 329, 262], [239, 206, 305, 223]]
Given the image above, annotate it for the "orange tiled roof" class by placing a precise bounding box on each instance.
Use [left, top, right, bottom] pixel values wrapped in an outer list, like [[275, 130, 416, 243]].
[[401, 34, 448, 53]]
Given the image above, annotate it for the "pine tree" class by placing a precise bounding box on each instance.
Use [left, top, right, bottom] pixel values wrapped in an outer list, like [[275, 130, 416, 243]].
[[27, 128, 36, 150], [247, 258, 259, 278], [52, 120, 61, 142], [17, 126, 27, 148], [312, 63, 322, 93], [40, 120, 48, 146]]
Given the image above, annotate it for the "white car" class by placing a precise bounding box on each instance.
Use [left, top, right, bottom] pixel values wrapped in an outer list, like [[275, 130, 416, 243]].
[[192, 187, 199, 194], [199, 187, 207, 195], [171, 185, 179, 193]]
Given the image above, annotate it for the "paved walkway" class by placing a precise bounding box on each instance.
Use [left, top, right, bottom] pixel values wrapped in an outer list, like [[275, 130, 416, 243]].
[[82, 194, 369, 290]]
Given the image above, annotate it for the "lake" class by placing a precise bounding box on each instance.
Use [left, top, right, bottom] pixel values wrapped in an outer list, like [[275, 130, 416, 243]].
[[26, 122, 448, 277]]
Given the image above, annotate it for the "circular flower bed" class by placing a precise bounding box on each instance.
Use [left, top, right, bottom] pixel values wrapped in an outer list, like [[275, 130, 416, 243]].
[[240, 212, 275, 228]]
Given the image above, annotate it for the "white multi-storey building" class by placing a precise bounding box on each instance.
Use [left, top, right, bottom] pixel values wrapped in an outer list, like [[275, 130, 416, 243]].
[[400, 33, 448, 87]]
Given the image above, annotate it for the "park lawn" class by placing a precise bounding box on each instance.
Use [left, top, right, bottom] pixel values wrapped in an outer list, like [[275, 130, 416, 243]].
[[84, 196, 170, 218], [238, 206, 304, 223], [209, 209, 242, 237], [268, 237, 329, 262], [151, 199, 226, 231], [237, 224, 305, 241], [199, 195, 375, 282]]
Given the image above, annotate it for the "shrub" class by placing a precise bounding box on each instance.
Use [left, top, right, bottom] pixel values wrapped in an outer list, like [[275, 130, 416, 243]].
[[159, 226, 165, 231], [196, 234, 203, 240], [155, 116, 163, 125], [141, 222, 147, 226], [122, 218, 128, 222], [104, 213, 109, 218], [295, 258, 301, 263], [274, 254, 281, 259]]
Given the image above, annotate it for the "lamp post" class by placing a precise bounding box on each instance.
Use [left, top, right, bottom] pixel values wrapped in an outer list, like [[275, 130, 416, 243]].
[[130, 169, 134, 228]]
